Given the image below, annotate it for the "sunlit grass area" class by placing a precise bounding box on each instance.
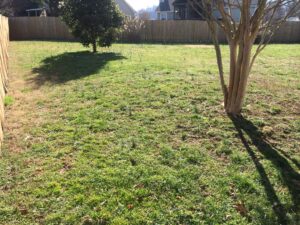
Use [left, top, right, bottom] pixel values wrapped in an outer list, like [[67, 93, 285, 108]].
[[0, 42, 299, 224]]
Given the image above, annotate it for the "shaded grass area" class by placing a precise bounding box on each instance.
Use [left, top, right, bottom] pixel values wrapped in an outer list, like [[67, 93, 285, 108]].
[[231, 116, 300, 225], [31, 51, 126, 86], [0, 42, 299, 224]]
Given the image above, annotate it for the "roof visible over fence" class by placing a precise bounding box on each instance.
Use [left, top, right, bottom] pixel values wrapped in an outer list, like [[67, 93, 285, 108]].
[[115, 0, 136, 17]]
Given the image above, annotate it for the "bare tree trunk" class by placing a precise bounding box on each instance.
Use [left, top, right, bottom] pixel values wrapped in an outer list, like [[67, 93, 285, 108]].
[[92, 41, 97, 53], [225, 41, 252, 115], [224, 0, 253, 116]]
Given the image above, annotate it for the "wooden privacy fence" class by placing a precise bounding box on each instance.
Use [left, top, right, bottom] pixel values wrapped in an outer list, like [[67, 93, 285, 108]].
[[0, 15, 9, 147], [9, 17, 300, 43], [142, 20, 300, 43], [141, 20, 226, 43], [9, 17, 73, 40]]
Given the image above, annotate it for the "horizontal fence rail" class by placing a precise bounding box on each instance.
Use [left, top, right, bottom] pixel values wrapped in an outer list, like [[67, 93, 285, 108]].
[[0, 15, 9, 147], [9, 17, 300, 43]]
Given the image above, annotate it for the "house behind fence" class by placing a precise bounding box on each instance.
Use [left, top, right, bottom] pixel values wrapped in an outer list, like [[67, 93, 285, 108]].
[[0, 15, 9, 148], [9, 17, 300, 43]]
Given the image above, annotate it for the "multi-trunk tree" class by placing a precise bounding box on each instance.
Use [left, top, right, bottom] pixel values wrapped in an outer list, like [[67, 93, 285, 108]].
[[189, 0, 300, 115]]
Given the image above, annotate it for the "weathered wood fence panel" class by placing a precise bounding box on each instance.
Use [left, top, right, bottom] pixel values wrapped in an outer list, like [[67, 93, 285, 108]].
[[141, 20, 299, 43], [142, 20, 227, 43], [271, 21, 300, 43], [9, 17, 73, 40], [0, 15, 9, 147], [9, 17, 300, 43]]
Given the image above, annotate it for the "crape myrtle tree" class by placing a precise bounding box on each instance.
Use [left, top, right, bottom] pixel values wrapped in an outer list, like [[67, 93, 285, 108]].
[[188, 0, 300, 115], [62, 0, 123, 53]]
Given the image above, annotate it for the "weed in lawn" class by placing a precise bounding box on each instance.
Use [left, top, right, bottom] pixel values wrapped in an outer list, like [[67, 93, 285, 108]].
[[4, 96, 14, 107]]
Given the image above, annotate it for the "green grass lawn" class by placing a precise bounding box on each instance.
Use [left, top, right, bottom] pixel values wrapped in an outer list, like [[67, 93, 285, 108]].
[[0, 42, 299, 225]]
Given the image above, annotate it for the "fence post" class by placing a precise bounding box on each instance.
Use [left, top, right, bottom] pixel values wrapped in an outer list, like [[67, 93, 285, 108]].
[[0, 15, 9, 148]]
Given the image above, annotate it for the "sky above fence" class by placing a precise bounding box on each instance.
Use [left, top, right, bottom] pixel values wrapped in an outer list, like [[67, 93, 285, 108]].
[[126, 0, 157, 10]]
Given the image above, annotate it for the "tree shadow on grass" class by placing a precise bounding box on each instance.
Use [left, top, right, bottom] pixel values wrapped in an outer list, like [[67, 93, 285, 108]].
[[231, 116, 300, 225], [30, 51, 126, 88]]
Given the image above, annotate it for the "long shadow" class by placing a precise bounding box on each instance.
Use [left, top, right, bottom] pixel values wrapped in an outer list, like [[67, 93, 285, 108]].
[[230, 116, 300, 225], [30, 51, 126, 87]]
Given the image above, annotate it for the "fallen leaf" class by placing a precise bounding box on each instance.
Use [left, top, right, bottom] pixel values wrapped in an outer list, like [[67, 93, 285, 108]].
[[18, 206, 28, 215], [127, 204, 134, 209], [234, 202, 248, 217]]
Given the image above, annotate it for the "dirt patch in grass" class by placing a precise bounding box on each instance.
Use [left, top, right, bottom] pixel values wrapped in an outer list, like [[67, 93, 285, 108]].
[[4, 62, 46, 152]]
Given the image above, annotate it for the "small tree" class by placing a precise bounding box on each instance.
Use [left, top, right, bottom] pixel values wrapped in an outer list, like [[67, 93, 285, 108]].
[[189, 0, 300, 115], [0, 0, 13, 16], [62, 0, 123, 53], [138, 10, 151, 20], [1, 0, 38, 16], [122, 18, 145, 42]]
